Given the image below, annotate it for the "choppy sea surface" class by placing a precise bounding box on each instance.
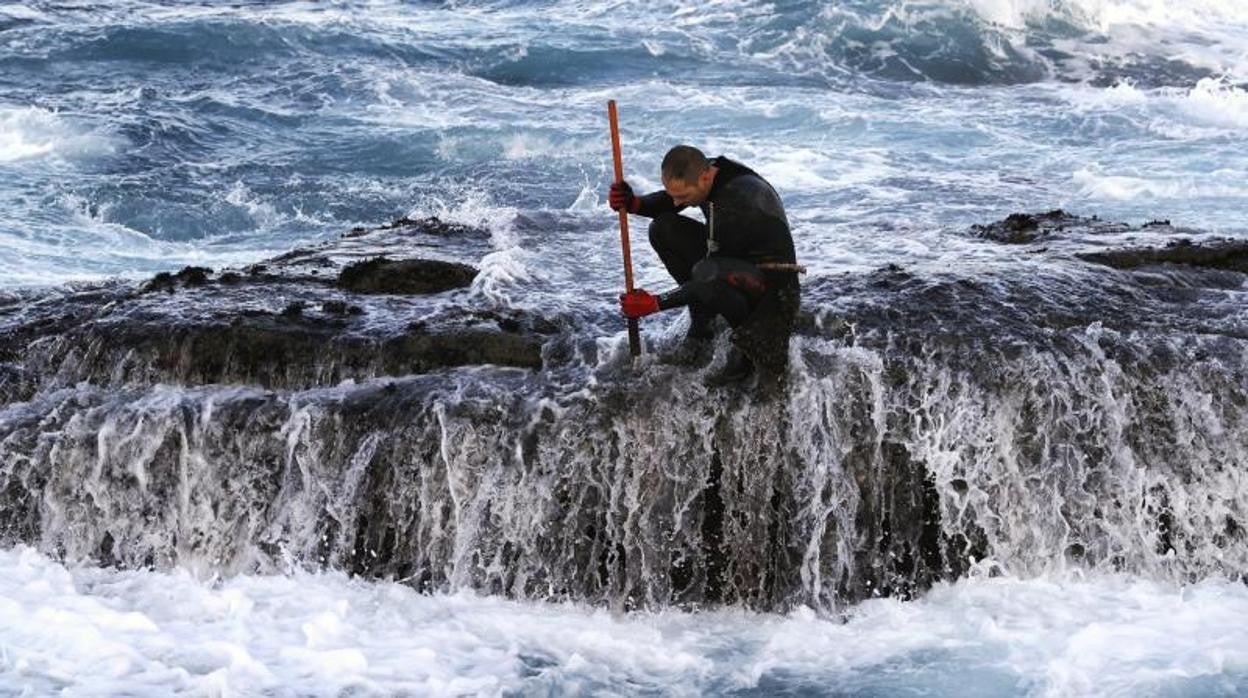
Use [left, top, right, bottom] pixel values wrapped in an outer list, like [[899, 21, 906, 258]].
[[3, 0, 1248, 695]]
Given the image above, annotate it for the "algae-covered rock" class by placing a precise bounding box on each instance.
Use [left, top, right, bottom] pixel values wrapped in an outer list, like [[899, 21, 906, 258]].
[[337, 257, 477, 295]]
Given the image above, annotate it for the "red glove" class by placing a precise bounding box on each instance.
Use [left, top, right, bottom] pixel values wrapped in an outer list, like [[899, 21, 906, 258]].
[[608, 181, 641, 214], [619, 289, 659, 318]]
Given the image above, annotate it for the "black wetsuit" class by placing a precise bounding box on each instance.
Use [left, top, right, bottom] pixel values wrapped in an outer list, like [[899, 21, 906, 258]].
[[634, 156, 800, 372]]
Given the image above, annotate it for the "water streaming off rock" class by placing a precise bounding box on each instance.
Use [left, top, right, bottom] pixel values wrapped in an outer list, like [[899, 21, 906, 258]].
[[2, 216, 1245, 616]]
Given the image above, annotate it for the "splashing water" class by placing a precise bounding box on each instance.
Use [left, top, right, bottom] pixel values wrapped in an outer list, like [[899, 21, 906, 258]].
[[2, 546, 1247, 696]]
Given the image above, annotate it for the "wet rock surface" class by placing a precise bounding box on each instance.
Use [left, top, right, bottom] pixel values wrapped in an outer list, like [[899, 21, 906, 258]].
[[969, 209, 1077, 244], [337, 257, 478, 295], [968, 209, 1208, 249], [0, 217, 548, 399], [1078, 237, 1248, 273], [2, 211, 1248, 612]]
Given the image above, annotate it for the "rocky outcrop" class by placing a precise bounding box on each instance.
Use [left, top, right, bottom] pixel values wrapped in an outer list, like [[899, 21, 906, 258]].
[[2, 211, 1247, 612], [968, 210, 1211, 250], [337, 257, 478, 295], [1078, 238, 1248, 273], [969, 209, 1078, 244], [0, 217, 551, 401]]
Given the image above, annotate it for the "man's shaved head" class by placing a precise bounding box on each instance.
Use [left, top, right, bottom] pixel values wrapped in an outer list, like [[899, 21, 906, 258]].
[[661, 145, 710, 184]]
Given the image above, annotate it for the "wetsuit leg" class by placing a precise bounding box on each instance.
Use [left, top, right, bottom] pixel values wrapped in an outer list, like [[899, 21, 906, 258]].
[[649, 213, 715, 336], [648, 213, 707, 284], [658, 257, 766, 327]]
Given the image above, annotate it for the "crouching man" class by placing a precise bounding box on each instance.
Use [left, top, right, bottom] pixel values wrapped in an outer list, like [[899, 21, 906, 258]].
[[609, 145, 801, 385]]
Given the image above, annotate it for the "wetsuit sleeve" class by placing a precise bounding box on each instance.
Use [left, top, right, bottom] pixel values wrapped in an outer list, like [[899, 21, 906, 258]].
[[634, 190, 682, 218]]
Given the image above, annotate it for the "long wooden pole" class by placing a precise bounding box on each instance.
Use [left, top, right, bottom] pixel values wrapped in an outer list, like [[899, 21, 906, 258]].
[[607, 100, 641, 357]]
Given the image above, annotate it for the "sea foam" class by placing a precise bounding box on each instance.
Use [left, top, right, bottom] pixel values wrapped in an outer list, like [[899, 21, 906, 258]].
[[1, 545, 1245, 696], [0, 106, 117, 163]]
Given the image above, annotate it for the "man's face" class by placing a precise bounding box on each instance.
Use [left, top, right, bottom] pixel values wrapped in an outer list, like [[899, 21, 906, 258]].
[[663, 168, 712, 207]]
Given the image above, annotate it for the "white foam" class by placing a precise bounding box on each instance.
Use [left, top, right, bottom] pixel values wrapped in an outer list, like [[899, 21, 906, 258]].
[[501, 133, 551, 160], [403, 187, 541, 307], [0, 106, 118, 163], [1, 546, 1245, 695], [1064, 80, 1150, 109], [500, 133, 598, 162], [567, 185, 600, 213], [1176, 77, 1248, 130], [953, 0, 1248, 82], [1073, 166, 1248, 201], [224, 181, 283, 230], [0, 188, 294, 288], [1058, 77, 1248, 144], [958, 0, 1248, 33], [751, 146, 842, 192], [0, 3, 47, 21], [960, 0, 1053, 29], [1063, 0, 1248, 32]]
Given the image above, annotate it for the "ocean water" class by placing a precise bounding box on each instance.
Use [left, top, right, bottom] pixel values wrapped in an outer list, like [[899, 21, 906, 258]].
[[3, 546, 1248, 697], [2, 0, 1247, 294], [3, 1, 1248, 695]]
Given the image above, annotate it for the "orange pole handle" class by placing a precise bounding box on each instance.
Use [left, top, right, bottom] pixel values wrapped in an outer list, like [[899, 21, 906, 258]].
[[607, 100, 642, 356]]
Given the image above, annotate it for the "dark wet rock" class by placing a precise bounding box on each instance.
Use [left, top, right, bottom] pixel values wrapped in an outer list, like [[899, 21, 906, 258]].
[[383, 326, 541, 371], [969, 210, 1228, 259], [970, 209, 1075, 244], [337, 257, 477, 295], [143, 272, 177, 294], [0, 218, 549, 395], [4, 211, 1248, 612], [142, 266, 214, 293], [468, 309, 561, 336], [176, 266, 213, 286], [1078, 238, 1248, 273], [27, 309, 542, 390], [380, 215, 482, 236], [321, 300, 364, 316], [345, 215, 486, 239]]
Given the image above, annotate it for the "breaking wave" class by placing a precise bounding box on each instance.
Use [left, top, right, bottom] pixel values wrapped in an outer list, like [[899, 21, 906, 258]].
[[0, 105, 118, 163]]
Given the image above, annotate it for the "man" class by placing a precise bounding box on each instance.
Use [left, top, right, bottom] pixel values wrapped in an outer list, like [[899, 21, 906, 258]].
[[609, 145, 800, 384]]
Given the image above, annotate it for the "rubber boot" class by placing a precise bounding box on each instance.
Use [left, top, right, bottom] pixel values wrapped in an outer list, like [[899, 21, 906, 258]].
[[664, 309, 715, 367], [704, 346, 755, 387], [686, 308, 715, 341]]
